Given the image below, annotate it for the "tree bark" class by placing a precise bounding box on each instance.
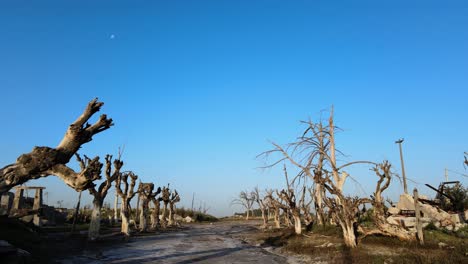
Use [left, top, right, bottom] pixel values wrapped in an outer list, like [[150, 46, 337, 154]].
[[115, 171, 138, 236], [274, 208, 280, 228], [293, 213, 302, 235], [121, 204, 130, 236], [87, 155, 123, 240], [88, 198, 103, 241], [0, 98, 112, 194], [151, 198, 161, 230]]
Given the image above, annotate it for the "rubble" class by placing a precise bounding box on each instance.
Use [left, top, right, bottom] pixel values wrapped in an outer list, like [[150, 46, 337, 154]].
[[387, 193, 467, 231]]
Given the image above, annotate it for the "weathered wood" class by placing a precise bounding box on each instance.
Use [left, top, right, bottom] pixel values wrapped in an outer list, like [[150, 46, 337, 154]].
[[0, 98, 112, 194], [168, 190, 180, 226], [87, 155, 123, 241], [115, 171, 138, 236]]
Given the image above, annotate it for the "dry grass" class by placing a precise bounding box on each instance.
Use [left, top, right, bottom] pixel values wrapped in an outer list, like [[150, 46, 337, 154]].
[[241, 224, 468, 264]]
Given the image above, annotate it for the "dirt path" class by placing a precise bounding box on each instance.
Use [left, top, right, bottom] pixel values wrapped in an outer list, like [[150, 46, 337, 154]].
[[57, 221, 302, 264]]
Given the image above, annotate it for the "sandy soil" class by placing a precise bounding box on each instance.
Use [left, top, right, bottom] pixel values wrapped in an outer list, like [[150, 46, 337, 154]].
[[56, 221, 304, 264]]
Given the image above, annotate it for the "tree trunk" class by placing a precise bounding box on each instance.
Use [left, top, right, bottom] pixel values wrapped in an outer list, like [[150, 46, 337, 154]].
[[314, 185, 325, 226], [151, 200, 160, 230], [245, 209, 250, 220], [121, 204, 130, 236], [168, 203, 174, 226], [113, 193, 119, 222], [139, 199, 149, 232], [88, 198, 103, 241], [261, 208, 268, 228], [340, 221, 357, 248], [160, 202, 168, 228], [293, 213, 302, 235], [274, 208, 280, 228], [284, 210, 292, 227]]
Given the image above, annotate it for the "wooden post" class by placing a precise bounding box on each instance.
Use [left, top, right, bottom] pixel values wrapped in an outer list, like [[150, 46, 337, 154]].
[[414, 188, 424, 245]]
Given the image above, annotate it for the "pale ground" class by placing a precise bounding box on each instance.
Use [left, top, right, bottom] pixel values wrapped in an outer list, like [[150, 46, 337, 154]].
[[57, 221, 307, 264]]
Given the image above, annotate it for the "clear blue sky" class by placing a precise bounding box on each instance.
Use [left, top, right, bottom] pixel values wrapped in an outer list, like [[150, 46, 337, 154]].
[[1, 1, 467, 216]]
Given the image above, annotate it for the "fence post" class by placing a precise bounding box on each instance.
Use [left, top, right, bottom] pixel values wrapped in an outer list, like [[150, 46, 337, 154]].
[[414, 188, 424, 245]]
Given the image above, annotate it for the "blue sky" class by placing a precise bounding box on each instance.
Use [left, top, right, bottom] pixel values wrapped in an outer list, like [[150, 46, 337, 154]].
[[1, 1, 467, 216]]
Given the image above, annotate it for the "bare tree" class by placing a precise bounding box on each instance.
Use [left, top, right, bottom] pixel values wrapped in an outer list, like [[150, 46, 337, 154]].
[[150, 193, 162, 230], [160, 185, 170, 228], [260, 107, 379, 247], [253, 187, 268, 228], [358, 161, 416, 242], [138, 183, 161, 232], [168, 190, 180, 226], [299, 186, 314, 231], [231, 190, 255, 220], [276, 165, 303, 234], [265, 190, 288, 228], [0, 98, 113, 194], [115, 171, 138, 236], [84, 154, 123, 241]]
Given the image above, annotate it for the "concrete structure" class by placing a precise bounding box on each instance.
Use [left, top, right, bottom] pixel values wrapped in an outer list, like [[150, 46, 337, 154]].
[[0, 192, 14, 214], [12, 186, 45, 226]]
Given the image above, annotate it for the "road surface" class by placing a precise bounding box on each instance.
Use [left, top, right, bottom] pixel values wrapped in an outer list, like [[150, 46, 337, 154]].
[[58, 221, 302, 264]]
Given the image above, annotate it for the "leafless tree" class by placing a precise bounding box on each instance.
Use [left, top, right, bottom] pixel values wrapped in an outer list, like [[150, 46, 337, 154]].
[[138, 183, 161, 232], [115, 171, 138, 236], [168, 190, 180, 226], [357, 161, 416, 242], [84, 154, 123, 241], [160, 185, 170, 228], [265, 190, 288, 228], [253, 187, 268, 228], [260, 107, 381, 247], [150, 193, 162, 230], [231, 190, 255, 220], [0, 98, 113, 194], [299, 185, 314, 231]]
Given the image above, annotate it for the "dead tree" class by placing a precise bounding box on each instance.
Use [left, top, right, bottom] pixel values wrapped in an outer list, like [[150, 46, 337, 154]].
[[115, 171, 138, 236], [84, 154, 123, 241], [357, 161, 416, 242], [277, 188, 302, 234], [0, 98, 113, 194], [160, 186, 170, 228], [253, 187, 268, 228], [260, 107, 376, 248], [300, 186, 315, 231], [231, 190, 255, 220], [264, 189, 289, 228], [138, 183, 160, 232], [151, 195, 162, 230], [168, 190, 180, 226]]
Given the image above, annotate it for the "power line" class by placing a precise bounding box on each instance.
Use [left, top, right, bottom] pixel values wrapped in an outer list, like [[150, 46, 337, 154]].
[[447, 169, 468, 178]]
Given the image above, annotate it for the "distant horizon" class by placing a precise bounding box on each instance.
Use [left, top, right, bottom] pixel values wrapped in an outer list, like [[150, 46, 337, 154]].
[[1, 1, 467, 217]]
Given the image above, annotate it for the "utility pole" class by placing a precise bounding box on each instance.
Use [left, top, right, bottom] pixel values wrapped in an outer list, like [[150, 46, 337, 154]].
[[191, 193, 195, 212], [395, 138, 408, 194]]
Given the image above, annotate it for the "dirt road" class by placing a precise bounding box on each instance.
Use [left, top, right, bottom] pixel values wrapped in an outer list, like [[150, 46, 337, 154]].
[[58, 221, 302, 264]]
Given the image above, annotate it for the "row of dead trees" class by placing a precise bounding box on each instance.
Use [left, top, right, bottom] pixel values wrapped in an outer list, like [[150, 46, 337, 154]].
[[235, 107, 419, 248], [0, 98, 180, 241]]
